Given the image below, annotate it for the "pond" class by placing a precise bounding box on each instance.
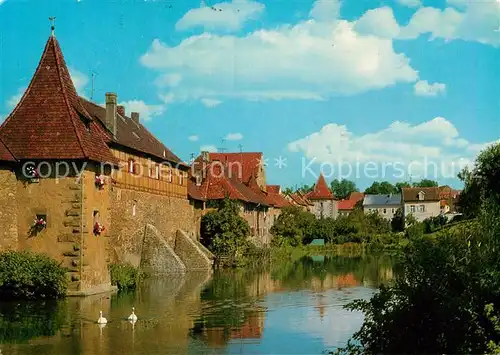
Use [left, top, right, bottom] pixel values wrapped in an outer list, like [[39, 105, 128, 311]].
[[0, 253, 394, 355]]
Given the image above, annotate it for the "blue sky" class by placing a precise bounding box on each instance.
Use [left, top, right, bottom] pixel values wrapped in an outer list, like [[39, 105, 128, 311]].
[[0, 0, 498, 190]]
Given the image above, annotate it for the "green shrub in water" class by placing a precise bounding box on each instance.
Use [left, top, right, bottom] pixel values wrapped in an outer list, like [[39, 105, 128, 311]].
[[0, 250, 67, 299], [110, 263, 139, 291]]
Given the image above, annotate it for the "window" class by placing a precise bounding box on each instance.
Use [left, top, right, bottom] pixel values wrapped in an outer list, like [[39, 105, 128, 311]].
[[179, 172, 184, 186], [383, 208, 387, 214], [410, 205, 416, 213], [419, 205, 425, 212], [167, 169, 172, 183], [128, 159, 137, 174], [392, 208, 395, 213], [418, 191, 425, 201], [155, 165, 160, 180]]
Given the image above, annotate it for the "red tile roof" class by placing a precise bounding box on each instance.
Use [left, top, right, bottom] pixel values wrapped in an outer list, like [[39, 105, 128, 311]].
[[80, 98, 185, 167], [267, 185, 280, 194], [306, 174, 334, 200], [188, 162, 268, 205], [338, 192, 364, 211], [0, 35, 116, 164], [289, 191, 313, 206], [0, 138, 15, 162], [207, 152, 263, 184]]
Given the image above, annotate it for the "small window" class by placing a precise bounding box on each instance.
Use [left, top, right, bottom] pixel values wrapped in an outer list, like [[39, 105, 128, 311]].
[[419, 205, 425, 212], [93, 210, 100, 224], [392, 208, 395, 213], [167, 169, 173, 183], [155, 165, 160, 180], [179, 172, 184, 186], [410, 205, 416, 213], [383, 208, 387, 214], [128, 159, 136, 174]]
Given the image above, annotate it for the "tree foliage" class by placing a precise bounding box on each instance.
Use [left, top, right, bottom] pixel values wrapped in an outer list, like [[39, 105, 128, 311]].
[[331, 179, 359, 200], [201, 198, 250, 258], [412, 179, 439, 187], [0, 251, 67, 300], [337, 143, 500, 354], [270, 206, 316, 246], [364, 181, 398, 195], [458, 143, 500, 218]]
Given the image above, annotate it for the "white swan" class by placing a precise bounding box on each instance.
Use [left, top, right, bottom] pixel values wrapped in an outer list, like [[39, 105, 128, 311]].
[[128, 307, 138, 322], [97, 311, 107, 324]]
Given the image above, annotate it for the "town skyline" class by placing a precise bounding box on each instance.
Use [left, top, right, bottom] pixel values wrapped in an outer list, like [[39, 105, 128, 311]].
[[0, 0, 498, 190]]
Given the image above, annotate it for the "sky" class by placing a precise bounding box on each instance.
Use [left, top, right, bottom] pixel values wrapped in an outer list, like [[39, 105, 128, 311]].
[[0, 0, 499, 190]]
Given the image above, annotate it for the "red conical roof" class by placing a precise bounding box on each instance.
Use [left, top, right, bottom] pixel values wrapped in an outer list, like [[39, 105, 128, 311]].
[[0, 35, 116, 164], [307, 174, 334, 200]]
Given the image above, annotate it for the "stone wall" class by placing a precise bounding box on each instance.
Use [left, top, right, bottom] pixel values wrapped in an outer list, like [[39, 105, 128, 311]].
[[109, 187, 196, 253], [140, 224, 186, 274], [310, 199, 338, 220], [0, 166, 18, 251], [174, 230, 213, 270]]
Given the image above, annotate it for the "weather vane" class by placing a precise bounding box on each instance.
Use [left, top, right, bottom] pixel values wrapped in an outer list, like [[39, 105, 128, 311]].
[[49, 17, 56, 36]]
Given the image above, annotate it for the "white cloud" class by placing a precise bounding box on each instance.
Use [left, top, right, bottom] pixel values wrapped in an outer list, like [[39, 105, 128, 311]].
[[200, 144, 218, 152], [188, 135, 199, 141], [69, 68, 89, 94], [225, 132, 243, 141], [200, 98, 222, 107], [176, 0, 265, 32], [6, 87, 25, 109], [414, 80, 446, 97], [155, 73, 182, 87], [309, 0, 341, 21], [397, 0, 421, 8], [288, 117, 494, 178], [354, 7, 400, 39], [141, 12, 418, 102], [118, 100, 165, 122], [399, 2, 500, 46]]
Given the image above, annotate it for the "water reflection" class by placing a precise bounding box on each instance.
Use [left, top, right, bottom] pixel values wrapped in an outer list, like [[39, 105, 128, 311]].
[[0, 254, 393, 354]]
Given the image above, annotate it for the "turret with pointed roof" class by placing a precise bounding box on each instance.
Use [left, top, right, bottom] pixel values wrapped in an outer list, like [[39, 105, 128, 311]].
[[0, 34, 116, 164], [306, 174, 335, 200]]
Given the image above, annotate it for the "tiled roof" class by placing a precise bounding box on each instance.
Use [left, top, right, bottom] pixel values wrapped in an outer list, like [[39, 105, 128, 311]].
[[338, 193, 364, 210], [306, 174, 334, 200], [80, 98, 185, 167], [363, 194, 402, 206], [289, 192, 313, 206], [267, 185, 280, 194], [0, 138, 15, 162], [188, 162, 268, 205], [402, 187, 440, 202], [265, 185, 292, 208], [207, 152, 263, 184], [0, 35, 116, 164]]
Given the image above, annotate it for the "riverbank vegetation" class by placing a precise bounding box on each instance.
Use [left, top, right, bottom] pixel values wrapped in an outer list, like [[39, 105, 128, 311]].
[[109, 263, 141, 291], [0, 251, 67, 300], [336, 142, 500, 354]]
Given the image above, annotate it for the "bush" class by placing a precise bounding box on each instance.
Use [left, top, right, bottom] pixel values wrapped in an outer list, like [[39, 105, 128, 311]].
[[0, 250, 67, 300], [109, 263, 139, 291], [270, 206, 316, 246], [201, 198, 251, 258]]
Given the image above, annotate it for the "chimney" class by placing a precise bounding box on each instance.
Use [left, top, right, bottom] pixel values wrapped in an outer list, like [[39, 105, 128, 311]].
[[105, 92, 117, 138], [201, 151, 210, 163], [131, 112, 140, 124], [117, 105, 125, 116]]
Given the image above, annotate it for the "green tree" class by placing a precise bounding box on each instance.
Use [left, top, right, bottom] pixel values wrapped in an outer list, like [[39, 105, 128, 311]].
[[201, 198, 250, 258], [270, 206, 316, 246], [413, 179, 439, 187], [458, 142, 500, 217], [395, 181, 411, 192], [364, 181, 398, 195], [330, 179, 359, 200], [391, 207, 404, 232]]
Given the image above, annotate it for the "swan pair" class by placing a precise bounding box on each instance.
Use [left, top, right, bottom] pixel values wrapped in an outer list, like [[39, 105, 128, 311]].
[[96, 307, 138, 324]]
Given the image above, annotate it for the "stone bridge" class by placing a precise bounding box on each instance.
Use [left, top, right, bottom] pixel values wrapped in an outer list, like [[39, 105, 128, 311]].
[[112, 225, 214, 274]]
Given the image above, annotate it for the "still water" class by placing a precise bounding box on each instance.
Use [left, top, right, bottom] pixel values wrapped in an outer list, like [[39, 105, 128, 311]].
[[0, 254, 394, 355]]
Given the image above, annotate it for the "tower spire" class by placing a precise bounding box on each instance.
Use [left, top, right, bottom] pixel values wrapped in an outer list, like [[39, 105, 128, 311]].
[[49, 17, 56, 37]]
